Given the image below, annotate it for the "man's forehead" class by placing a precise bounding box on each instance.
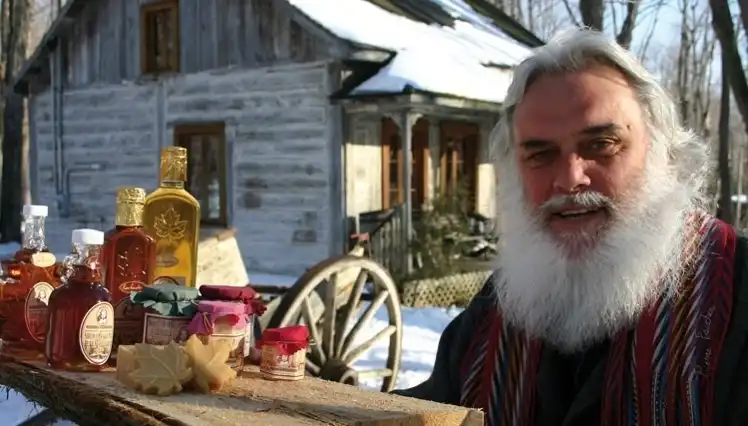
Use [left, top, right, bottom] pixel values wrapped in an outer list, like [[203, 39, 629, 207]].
[[512, 66, 640, 140]]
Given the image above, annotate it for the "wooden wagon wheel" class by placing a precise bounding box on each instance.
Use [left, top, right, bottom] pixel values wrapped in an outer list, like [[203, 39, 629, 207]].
[[266, 256, 403, 393]]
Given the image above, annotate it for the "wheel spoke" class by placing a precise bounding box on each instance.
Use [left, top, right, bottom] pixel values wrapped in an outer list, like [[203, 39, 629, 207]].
[[357, 368, 394, 380], [335, 269, 368, 356], [322, 273, 337, 357], [343, 324, 397, 364], [340, 289, 389, 357], [306, 358, 321, 375], [301, 298, 325, 364]]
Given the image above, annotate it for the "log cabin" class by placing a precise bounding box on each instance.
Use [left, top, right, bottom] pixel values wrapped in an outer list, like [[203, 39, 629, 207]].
[[13, 0, 542, 278]]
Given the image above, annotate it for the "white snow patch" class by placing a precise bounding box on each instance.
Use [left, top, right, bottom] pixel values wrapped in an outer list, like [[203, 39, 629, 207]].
[[287, 0, 533, 103]]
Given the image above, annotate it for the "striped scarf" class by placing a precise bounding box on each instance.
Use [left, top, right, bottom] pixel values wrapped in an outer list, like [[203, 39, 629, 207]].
[[459, 216, 737, 426]]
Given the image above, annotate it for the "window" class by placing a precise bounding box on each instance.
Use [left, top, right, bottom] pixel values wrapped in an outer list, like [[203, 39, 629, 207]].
[[174, 123, 228, 227], [440, 121, 478, 209], [140, 0, 179, 74], [380, 118, 429, 209]]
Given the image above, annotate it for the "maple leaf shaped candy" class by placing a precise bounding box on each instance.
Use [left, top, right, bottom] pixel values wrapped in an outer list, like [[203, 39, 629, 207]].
[[184, 335, 237, 393], [129, 342, 193, 396], [153, 207, 188, 242]]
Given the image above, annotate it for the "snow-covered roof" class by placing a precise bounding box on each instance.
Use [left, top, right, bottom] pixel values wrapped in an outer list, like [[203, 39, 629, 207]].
[[288, 0, 535, 104]]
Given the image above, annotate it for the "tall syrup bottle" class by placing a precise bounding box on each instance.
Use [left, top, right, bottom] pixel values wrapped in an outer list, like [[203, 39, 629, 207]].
[[102, 187, 156, 301], [0, 204, 61, 360], [46, 229, 113, 371], [143, 147, 200, 288], [102, 187, 155, 362]]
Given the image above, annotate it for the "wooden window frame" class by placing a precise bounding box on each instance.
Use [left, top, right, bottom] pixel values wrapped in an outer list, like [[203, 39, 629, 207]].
[[140, 0, 180, 75], [380, 118, 429, 210], [173, 122, 229, 228], [439, 121, 478, 209]]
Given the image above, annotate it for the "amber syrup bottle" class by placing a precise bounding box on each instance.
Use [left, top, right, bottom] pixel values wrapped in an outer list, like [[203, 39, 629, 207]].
[[103, 187, 156, 301], [0, 205, 61, 360], [46, 229, 114, 371], [103, 187, 156, 365]]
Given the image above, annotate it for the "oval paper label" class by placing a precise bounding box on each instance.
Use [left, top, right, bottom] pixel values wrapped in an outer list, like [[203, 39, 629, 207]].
[[30, 252, 56, 268], [24, 281, 54, 343], [78, 301, 114, 365]]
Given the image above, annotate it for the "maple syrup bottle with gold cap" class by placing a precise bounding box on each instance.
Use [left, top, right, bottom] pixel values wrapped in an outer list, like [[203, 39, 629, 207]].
[[103, 187, 156, 301], [103, 187, 155, 363], [0, 204, 61, 360], [46, 229, 114, 371], [143, 147, 200, 288]]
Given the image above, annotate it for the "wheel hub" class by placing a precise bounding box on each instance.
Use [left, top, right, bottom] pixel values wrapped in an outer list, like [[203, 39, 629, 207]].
[[318, 359, 359, 386]]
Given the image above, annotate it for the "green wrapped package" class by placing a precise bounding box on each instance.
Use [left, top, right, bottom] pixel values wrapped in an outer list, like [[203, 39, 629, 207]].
[[130, 283, 199, 317]]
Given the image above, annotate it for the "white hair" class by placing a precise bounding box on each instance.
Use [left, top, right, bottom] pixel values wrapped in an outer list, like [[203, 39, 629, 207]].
[[492, 29, 710, 352]]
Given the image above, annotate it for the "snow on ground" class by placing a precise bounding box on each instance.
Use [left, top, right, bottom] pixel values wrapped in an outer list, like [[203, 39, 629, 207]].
[[0, 263, 460, 424]]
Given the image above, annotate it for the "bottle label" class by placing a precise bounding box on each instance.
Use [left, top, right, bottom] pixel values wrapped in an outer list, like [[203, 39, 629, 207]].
[[118, 280, 145, 294], [243, 317, 254, 358], [30, 252, 56, 268], [78, 302, 115, 366], [24, 281, 54, 343], [142, 313, 191, 346], [111, 297, 146, 358], [153, 275, 186, 286]]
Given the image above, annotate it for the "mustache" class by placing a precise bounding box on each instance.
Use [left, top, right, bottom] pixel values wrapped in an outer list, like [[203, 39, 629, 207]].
[[538, 191, 616, 215]]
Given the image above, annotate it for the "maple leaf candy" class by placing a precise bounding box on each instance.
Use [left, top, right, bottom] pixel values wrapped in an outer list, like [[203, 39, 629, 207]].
[[129, 342, 193, 396], [184, 335, 237, 393]]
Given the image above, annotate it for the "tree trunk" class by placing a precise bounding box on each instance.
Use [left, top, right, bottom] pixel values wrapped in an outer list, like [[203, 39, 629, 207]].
[[0, 0, 30, 242], [578, 0, 604, 31], [616, 0, 640, 49], [718, 53, 734, 225], [710, 0, 748, 135]]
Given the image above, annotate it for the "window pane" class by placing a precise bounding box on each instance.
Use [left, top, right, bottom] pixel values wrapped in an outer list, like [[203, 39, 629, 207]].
[[180, 132, 224, 223]]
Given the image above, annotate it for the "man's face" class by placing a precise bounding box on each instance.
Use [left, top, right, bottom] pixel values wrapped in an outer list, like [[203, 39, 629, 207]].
[[512, 65, 649, 242]]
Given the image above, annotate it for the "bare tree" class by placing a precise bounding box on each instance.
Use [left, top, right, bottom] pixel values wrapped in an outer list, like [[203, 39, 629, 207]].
[[718, 53, 733, 224], [710, 0, 748, 135], [0, 0, 31, 242]]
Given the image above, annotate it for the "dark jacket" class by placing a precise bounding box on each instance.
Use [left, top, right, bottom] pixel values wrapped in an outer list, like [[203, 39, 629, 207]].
[[393, 233, 748, 426]]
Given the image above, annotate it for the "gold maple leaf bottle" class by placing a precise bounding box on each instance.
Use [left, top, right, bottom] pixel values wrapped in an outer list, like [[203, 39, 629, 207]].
[[143, 147, 200, 288]]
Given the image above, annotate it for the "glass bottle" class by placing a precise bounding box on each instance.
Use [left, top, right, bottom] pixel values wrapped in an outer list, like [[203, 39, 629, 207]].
[[46, 229, 114, 371], [103, 187, 156, 302], [0, 204, 61, 360], [143, 147, 200, 288]]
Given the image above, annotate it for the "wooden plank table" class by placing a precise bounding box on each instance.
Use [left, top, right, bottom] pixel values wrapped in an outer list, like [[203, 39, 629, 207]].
[[0, 359, 483, 426]]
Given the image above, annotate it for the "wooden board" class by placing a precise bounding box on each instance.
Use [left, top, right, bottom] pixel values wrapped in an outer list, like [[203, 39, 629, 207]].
[[0, 360, 483, 426]]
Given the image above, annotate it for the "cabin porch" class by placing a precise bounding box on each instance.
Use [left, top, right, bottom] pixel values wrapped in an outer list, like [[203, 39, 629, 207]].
[[340, 93, 501, 278]]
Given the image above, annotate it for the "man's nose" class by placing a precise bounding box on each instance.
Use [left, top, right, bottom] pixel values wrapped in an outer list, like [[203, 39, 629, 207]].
[[553, 154, 591, 193]]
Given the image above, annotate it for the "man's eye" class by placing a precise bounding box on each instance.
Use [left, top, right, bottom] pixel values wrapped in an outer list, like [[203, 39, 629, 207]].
[[526, 150, 554, 165], [591, 140, 615, 151]]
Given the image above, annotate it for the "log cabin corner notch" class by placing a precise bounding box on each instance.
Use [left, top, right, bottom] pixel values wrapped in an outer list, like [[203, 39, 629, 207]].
[[140, 0, 180, 75]]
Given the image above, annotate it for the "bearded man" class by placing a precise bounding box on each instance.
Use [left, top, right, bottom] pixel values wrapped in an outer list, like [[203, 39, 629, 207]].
[[392, 29, 748, 426]]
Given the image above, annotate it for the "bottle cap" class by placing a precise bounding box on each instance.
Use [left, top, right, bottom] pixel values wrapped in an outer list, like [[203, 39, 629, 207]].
[[71, 229, 104, 245], [116, 187, 146, 205], [22, 204, 48, 217], [160, 146, 188, 182]]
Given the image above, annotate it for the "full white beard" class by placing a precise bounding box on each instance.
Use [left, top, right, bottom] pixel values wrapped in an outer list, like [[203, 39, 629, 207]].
[[494, 150, 700, 353]]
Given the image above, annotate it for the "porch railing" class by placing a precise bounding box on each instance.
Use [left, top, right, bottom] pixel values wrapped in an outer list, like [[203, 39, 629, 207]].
[[352, 205, 409, 278]]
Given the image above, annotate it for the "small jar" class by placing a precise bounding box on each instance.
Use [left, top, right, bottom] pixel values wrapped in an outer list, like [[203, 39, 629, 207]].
[[198, 285, 266, 362], [258, 325, 309, 381], [128, 284, 199, 347], [187, 300, 251, 371]]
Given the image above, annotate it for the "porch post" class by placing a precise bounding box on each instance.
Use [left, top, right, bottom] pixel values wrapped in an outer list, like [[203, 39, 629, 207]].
[[401, 111, 421, 275]]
